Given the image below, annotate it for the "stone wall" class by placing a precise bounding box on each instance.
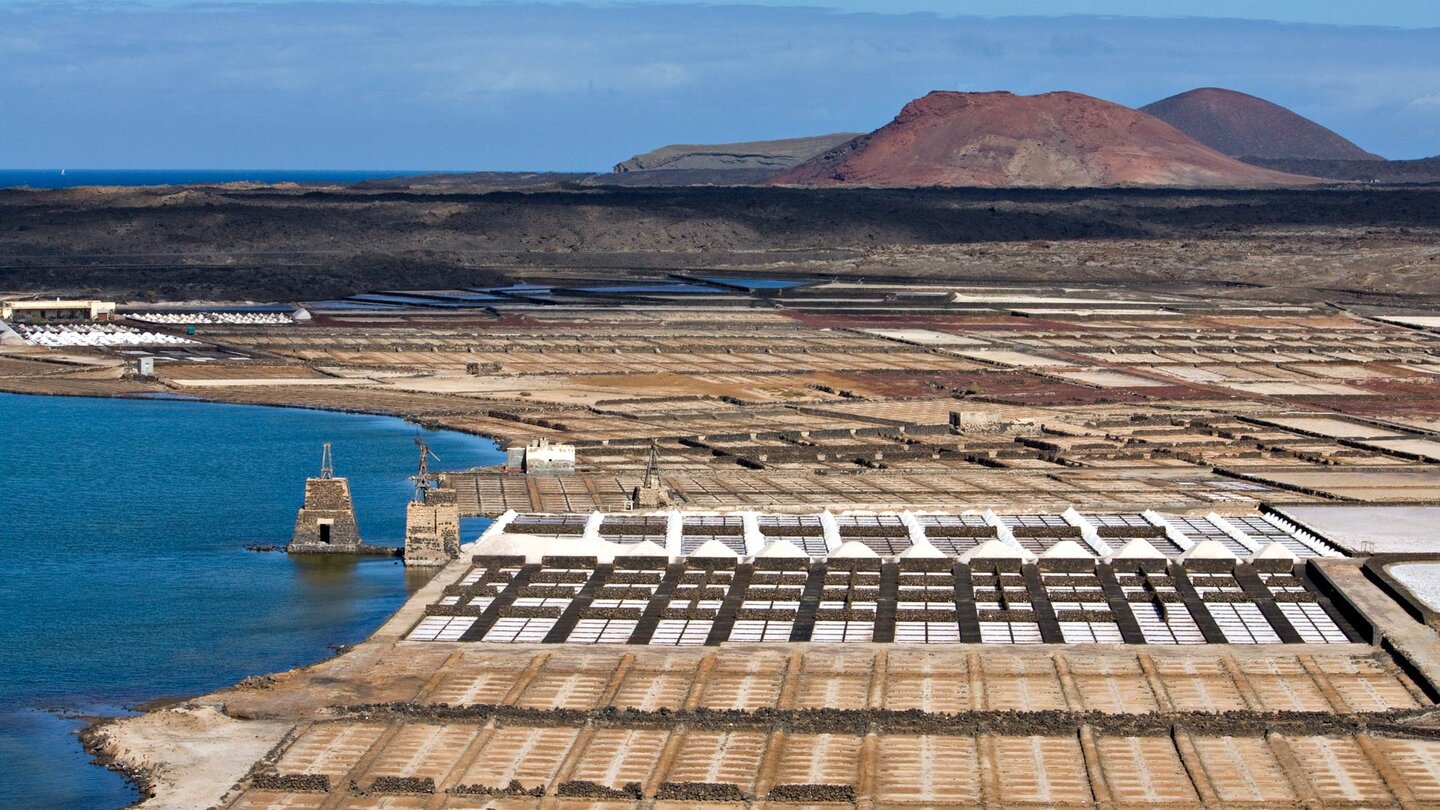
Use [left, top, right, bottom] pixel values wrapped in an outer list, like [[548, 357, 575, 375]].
[[289, 477, 362, 551], [404, 487, 461, 566]]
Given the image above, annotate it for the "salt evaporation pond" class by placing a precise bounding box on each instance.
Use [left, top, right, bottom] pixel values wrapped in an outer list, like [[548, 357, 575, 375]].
[[1389, 563, 1440, 613], [0, 392, 503, 809]]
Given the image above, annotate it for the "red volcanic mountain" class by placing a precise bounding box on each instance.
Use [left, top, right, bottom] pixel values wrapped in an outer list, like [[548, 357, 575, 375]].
[[1142, 88, 1381, 161], [770, 90, 1317, 188]]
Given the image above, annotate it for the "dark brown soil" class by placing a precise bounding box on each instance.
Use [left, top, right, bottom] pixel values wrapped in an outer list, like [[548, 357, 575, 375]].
[[1, 184, 1437, 302], [1246, 156, 1440, 183]]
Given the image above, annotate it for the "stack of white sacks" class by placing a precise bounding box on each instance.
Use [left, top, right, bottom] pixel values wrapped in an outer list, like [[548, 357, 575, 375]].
[[16, 323, 199, 347], [129, 311, 293, 325]]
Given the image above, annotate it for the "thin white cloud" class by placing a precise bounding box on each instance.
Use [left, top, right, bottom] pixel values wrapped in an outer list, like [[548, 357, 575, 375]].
[[1408, 93, 1440, 111]]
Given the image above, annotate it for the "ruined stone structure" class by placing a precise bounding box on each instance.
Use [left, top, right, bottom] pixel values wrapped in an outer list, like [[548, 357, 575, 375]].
[[404, 486, 461, 566], [403, 439, 461, 565], [631, 441, 672, 508], [951, 410, 1019, 434], [288, 444, 363, 553]]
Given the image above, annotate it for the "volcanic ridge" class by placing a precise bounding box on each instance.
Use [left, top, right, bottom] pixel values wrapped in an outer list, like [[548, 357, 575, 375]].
[[604, 133, 861, 186], [771, 90, 1318, 188], [1142, 87, 1382, 161], [614, 133, 860, 174]]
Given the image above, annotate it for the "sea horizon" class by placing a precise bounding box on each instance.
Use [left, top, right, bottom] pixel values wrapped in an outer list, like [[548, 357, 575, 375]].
[[0, 169, 458, 190]]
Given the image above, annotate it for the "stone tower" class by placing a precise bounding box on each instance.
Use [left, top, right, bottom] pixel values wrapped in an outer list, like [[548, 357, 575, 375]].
[[289, 444, 363, 552], [403, 440, 461, 566], [404, 485, 461, 566]]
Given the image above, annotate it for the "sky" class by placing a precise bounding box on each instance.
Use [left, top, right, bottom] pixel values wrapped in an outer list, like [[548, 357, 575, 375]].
[[0, 1, 1437, 170]]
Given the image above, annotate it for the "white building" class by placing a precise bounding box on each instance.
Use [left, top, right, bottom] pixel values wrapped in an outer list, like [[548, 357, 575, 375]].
[[1, 298, 116, 322], [507, 438, 576, 474]]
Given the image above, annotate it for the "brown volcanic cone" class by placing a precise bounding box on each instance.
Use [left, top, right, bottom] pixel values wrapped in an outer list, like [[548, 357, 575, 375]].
[[771, 90, 1318, 188], [1142, 87, 1382, 161]]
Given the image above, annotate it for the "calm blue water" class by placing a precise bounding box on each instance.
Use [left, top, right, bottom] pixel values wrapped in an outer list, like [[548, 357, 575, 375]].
[[0, 169, 443, 189], [0, 392, 503, 809]]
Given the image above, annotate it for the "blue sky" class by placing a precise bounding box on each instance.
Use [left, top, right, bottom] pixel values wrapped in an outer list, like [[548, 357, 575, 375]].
[[36, 1, 1440, 28], [1, 1, 1436, 169]]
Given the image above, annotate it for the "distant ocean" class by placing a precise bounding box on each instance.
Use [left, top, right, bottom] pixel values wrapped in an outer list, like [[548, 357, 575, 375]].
[[0, 392, 504, 809], [0, 169, 444, 189]]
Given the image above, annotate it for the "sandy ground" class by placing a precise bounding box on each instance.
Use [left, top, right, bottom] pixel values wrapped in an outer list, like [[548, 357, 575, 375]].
[[381, 370, 855, 406], [169, 377, 378, 388], [88, 705, 288, 810]]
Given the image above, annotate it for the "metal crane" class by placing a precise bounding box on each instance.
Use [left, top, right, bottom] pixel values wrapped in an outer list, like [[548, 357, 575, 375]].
[[410, 437, 441, 502]]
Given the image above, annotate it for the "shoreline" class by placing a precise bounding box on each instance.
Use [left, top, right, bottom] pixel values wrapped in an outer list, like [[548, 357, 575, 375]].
[[73, 646, 343, 809], [0, 381, 513, 446], [0, 388, 497, 809], [78, 721, 157, 807], [75, 553, 464, 809], [72, 559, 450, 809]]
